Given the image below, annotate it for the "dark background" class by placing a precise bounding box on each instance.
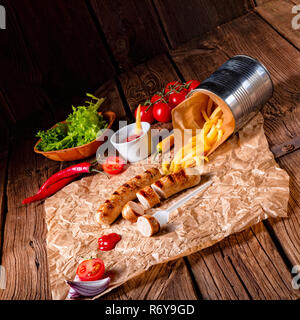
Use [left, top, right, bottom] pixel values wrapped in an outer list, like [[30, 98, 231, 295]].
[[0, 0, 254, 153]]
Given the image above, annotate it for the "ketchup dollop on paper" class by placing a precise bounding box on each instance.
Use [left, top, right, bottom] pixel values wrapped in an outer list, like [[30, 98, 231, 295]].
[[98, 233, 121, 251]]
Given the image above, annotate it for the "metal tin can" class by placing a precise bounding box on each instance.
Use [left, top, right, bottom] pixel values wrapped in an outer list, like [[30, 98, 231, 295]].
[[188, 55, 273, 131]]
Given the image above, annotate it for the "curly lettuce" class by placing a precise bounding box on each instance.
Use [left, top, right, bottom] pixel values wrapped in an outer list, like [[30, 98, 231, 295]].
[[36, 94, 108, 152]]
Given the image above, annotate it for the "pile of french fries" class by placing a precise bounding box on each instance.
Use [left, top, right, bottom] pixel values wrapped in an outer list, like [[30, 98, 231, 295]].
[[162, 98, 224, 174]]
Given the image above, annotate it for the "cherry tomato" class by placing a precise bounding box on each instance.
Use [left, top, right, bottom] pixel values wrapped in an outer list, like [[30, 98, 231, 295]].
[[102, 156, 125, 175], [134, 105, 155, 124], [167, 88, 188, 109], [76, 258, 105, 281], [186, 80, 201, 92], [150, 93, 164, 105], [164, 81, 182, 95], [153, 102, 172, 123]]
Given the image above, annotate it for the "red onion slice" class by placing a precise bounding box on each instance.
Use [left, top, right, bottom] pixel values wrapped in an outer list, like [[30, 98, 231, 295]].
[[66, 276, 110, 299]]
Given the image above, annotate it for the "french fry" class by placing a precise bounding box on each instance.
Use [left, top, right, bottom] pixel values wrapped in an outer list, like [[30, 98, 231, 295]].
[[216, 119, 223, 129], [135, 104, 142, 135], [206, 124, 218, 145], [201, 109, 210, 122], [162, 161, 170, 175], [209, 106, 222, 120], [174, 162, 182, 172], [216, 129, 224, 142], [206, 98, 213, 117]]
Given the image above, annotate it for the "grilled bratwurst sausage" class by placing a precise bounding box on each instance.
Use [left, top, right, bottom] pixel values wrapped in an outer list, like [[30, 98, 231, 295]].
[[151, 168, 201, 199], [136, 186, 160, 210], [136, 215, 160, 237], [122, 201, 145, 223], [96, 167, 162, 225]]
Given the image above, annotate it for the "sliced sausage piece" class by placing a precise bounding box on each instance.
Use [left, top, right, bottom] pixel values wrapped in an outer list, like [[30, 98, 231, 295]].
[[136, 186, 160, 210], [136, 215, 160, 237], [151, 168, 201, 199], [96, 167, 162, 225], [122, 201, 145, 223]]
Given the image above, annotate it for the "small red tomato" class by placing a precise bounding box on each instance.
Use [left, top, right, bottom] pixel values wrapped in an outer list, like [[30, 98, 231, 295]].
[[153, 102, 172, 123], [150, 93, 164, 105], [164, 81, 183, 94], [186, 80, 201, 92], [76, 258, 105, 281], [167, 88, 188, 109], [134, 105, 155, 124], [102, 156, 125, 175]]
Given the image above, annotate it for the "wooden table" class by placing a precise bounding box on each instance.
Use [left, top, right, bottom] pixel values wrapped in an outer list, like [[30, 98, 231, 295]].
[[1, 4, 300, 300]]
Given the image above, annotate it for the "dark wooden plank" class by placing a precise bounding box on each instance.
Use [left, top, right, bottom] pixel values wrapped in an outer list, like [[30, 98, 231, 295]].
[[0, 1, 54, 126], [94, 79, 128, 120], [6, 0, 114, 124], [153, 0, 254, 48], [103, 259, 197, 300], [256, 0, 300, 50], [90, 0, 167, 71], [170, 12, 300, 299], [115, 53, 199, 299], [0, 139, 61, 299], [0, 155, 8, 254], [119, 54, 180, 114]]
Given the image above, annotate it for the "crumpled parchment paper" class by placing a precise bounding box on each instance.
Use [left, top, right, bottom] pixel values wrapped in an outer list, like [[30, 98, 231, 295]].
[[45, 113, 289, 300]]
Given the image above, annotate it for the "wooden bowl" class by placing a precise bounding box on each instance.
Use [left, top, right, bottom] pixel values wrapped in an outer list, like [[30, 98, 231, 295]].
[[34, 111, 116, 161]]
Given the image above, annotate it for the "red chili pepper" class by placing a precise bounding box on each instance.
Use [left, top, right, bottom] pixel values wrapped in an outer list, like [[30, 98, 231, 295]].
[[37, 162, 93, 195], [22, 174, 81, 204]]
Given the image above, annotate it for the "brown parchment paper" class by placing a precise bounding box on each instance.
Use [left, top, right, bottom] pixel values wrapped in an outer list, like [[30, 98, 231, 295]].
[[45, 113, 289, 300]]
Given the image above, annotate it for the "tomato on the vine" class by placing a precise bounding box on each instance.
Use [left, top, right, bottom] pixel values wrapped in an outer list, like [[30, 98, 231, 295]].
[[150, 93, 164, 105], [164, 81, 182, 95], [134, 105, 155, 124], [167, 88, 188, 109], [153, 102, 172, 123], [76, 258, 105, 281], [186, 80, 201, 92]]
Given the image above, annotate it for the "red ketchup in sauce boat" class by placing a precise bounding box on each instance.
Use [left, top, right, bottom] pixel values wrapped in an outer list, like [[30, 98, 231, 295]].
[[98, 233, 121, 251], [124, 133, 143, 143]]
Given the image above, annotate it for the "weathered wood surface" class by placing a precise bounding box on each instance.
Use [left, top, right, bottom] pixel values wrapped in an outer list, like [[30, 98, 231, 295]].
[[119, 54, 180, 113], [171, 11, 300, 297], [0, 1, 54, 129], [90, 0, 167, 71], [153, 0, 254, 48], [256, 0, 300, 50], [0, 78, 128, 300], [102, 54, 198, 300], [1, 8, 300, 300]]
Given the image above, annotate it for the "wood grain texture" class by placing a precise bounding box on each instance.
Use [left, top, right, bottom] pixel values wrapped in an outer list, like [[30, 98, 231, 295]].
[[0, 139, 61, 299], [94, 79, 128, 120], [170, 12, 300, 299], [0, 1, 54, 126], [90, 0, 167, 71], [5, 0, 114, 126], [154, 0, 254, 48], [0, 154, 8, 254], [103, 259, 197, 300], [114, 53, 198, 299], [119, 54, 180, 113], [256, 0, 300, 50]]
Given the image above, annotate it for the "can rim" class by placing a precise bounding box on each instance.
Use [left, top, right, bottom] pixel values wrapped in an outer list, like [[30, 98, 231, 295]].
[[186, 88, 238, 132]]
